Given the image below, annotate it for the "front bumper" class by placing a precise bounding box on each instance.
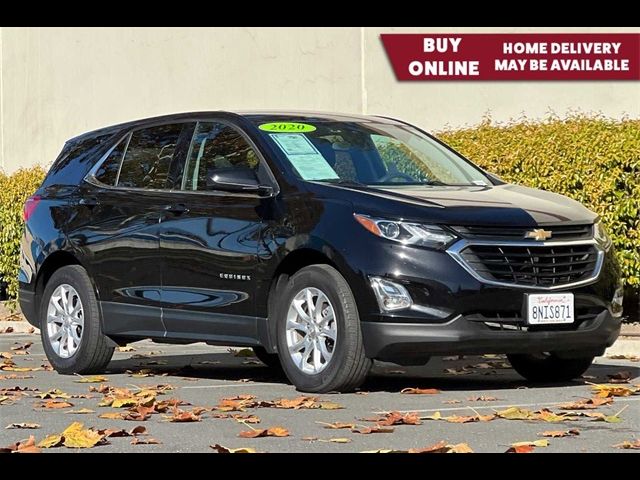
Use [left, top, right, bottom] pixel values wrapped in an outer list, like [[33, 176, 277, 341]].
[[362, 308, 621, 363]]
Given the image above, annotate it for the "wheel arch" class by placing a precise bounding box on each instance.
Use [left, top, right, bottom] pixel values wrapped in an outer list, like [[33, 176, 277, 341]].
[[34, 251, 85, 317]]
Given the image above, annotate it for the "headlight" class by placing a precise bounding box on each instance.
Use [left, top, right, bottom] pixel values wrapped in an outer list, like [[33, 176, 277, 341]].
[[354, 214, 456, 248], [594, 220, 612, 250]]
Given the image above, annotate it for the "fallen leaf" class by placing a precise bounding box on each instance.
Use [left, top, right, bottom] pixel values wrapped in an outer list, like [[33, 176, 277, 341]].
[[496, 407, 533, 420], [558, 397, 612, 410], [506, 445, 535, 453], [399, 442, 475, 454], [361, 449, 403, 453], [11, 342, 32, 352], [375, 411, 422, 426], [238, 426, 289, 438], [0, 352, 12, 359], [230, 348, 255, 357], [131, 437, 161, 445], [317, 401, 343, 410], [66, 408, 95, 415], [533, 409, 569, 423], [607, 354, 640, 362], [272, 395, 317, 409], [154, 398, 189, 413], [467, 396, 499, 402], [98, 412, 125, 420], [37, 388, 71, 400], [164, 407, 202, 422], [539, 429, 580, 438], [117, 346, 136, 352], [420, 411, 443, 421], [317, 421, 356, 430], [211, 444, 257, 453], [38, 400, 74, 409], [512, 439, 549, 448], [0, 374, 33, 380], [443, 400, 462, 404], [613, 440, 640, 450], [37, 434, 64, 448], [400, 387, 440, 395], [74, 375, 109, 383], [351, 426, 395, 434], [448, 443, 474, 453], [5, 422, 40, 429], [318, 438, 352, 443], [607, 371, 632, 384], [443, 367, 472, 375], [0, 327, 14, 334], [1, 435, 40, 453], [61, 422, 105, 448], [591, 384, 638, 397], [232, 414, 260, 424], [215, 394, 259, 412], [0, 395, 11, 405], [444, 414, 495, 423]]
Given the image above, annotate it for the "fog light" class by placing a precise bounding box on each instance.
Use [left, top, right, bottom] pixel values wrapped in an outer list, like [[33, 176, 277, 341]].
[[370, 277, 412, 312], [612, 286, 624, 318]]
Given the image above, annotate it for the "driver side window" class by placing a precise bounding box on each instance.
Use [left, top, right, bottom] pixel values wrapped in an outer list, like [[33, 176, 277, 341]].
[[182, 122, 259, 191]]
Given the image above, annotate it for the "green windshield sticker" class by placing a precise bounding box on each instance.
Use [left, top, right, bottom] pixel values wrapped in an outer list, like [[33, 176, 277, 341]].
[[269, 133, 338, 181], [259, 122, 317, 133]]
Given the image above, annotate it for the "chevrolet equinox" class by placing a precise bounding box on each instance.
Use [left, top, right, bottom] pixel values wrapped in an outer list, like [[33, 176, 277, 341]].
[[19, 111, 624, 392]]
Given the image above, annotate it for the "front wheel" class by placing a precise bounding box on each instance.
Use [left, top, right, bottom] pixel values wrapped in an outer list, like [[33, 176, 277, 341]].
[[40, 265, 114, 374], [507, 353, 594, 382], [275, 265, 372, 393]]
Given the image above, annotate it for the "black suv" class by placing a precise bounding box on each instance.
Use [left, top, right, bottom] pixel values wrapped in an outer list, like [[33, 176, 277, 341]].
[[19, 111, 623, 393]]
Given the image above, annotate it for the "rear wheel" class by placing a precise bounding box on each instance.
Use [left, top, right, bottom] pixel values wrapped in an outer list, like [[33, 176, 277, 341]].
[[507, 353, 594, 382], [40, 265, 114, 374], [275, 265, 372, 393]]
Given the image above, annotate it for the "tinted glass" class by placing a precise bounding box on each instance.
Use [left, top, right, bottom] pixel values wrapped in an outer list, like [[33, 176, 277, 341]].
[[93, 136, 127, 186], [117, 124, 184, 189], [183, 122, 259, 191], [253, 120, 489, 186]]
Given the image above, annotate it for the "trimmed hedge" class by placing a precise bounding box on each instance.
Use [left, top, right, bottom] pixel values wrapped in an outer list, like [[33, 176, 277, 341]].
[[0, 167, 46, 306], [0, 116, 638, 314]]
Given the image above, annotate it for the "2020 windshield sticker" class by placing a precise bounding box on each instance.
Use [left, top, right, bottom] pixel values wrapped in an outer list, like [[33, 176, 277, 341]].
[[259, 122, 317, 132], [269, 133, 339, 181]]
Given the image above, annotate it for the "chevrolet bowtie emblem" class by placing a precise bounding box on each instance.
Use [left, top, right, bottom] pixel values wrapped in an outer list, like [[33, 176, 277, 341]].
[[525, 228, 553, 241]]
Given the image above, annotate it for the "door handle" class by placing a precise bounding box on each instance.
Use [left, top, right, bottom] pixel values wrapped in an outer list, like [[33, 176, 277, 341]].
[[79, 197, 99, 208], [164, 204, 189, 215]]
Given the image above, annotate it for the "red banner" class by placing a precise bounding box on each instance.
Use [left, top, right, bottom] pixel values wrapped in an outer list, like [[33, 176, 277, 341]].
[[381, 33, 640, 81]]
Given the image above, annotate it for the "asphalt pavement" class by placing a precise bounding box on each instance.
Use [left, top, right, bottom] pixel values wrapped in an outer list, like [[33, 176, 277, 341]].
[[1, 332, 638, 453]]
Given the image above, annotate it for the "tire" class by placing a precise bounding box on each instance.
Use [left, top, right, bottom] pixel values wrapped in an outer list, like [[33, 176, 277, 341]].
[[507, 353, 594, 382], [40, 265, 114, 374], [275, 264, 372, 393], [252, 346, 282, 369]]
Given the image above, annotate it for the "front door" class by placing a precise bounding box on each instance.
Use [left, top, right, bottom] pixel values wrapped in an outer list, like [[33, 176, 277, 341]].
[[158, 120, 273, 344]]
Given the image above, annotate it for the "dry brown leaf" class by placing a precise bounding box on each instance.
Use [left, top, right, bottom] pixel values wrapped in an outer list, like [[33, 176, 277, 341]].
[[607, 371, 632, 384], [0, 326, 15, 334], [238, 426, 289, 438], [591, 384, 638, 397], [558, 397, 612, 410], [467, 396, 499, 402], [318, 421, 356, 430], [117, 346, 136, 352], [506, 445, 535, 453], [533, 409, 569, 423], [0, 374, 33, 380], [74, 375, 109, 383], [407, 441, 474, 454], [131, 437, 161, 445], [5, 422, 40, 429], [400, 387, 440, 395], [37, 388, 71, 399], [211, 444, 257, 453], [613, 439, 640, 450], [512, 439, 549, 448], [232, 414, 260, 424], [99, 412, 125, 420], [272, 395, 317, 409], [449, 443, 474, 453], [216, 394, 259, 412], [0, 352, 12, 359], [62, 422, 105, 448], [444, 413, 495, 423], [496, 407, 533, 420], [539, 429, 580, 438], [66, 408, 95, 415], [1, 435, 40, 453], [38, 400, 74, 409], [443, 400, 462, 404], [607, 354, 639, 362], [317, 401, 343, 410], [375, 411, 422, 426], [37, 434, 63, 448], [154, 398, 189, 413], [11, 342, 33, 352], [0, 395, 12, 405], [164, 407, 202, 422], [351, 425, 395, 434]]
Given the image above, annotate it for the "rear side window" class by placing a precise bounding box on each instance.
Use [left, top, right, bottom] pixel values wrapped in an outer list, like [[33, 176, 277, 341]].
[[93, 137, 127, 186], [182, 122, 260, 191], [117, 124, 184, 189]]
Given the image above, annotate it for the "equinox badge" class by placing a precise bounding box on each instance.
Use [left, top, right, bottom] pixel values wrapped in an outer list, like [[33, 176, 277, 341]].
[[525, 228, 553, 241]]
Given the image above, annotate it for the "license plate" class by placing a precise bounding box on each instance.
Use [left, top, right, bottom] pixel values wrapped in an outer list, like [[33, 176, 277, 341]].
[[526, 293, 574, 325]]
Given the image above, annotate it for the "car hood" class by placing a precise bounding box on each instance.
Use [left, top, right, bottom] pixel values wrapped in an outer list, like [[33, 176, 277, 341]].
[[309, 182, 597, 226]]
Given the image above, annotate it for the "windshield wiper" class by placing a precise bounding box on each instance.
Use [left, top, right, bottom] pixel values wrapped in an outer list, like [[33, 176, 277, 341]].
[[318, 179, 368, 188]]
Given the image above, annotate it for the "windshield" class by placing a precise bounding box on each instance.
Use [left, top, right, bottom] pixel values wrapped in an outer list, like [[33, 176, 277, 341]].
[[254, 120, 489, 186]]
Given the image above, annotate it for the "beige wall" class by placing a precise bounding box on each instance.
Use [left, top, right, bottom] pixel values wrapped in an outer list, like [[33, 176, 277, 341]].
[[0, 27, 638, 173]]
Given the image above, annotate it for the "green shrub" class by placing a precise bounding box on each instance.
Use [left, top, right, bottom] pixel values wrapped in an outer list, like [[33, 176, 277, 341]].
[[0, 167, 47, 307], [438, 114, 640, 298]]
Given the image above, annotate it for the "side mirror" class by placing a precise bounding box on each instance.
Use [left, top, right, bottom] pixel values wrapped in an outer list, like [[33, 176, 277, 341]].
[[206, 166, 273, 195]]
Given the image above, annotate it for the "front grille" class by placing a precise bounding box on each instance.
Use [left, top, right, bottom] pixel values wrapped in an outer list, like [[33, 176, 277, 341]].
[[451, 224, 593, 241], [459, 243, 600, 287]]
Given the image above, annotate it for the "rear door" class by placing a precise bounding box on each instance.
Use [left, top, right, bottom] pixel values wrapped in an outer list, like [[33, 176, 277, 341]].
[[72, 122, 195, 338], [158, 120, 275, 344]]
